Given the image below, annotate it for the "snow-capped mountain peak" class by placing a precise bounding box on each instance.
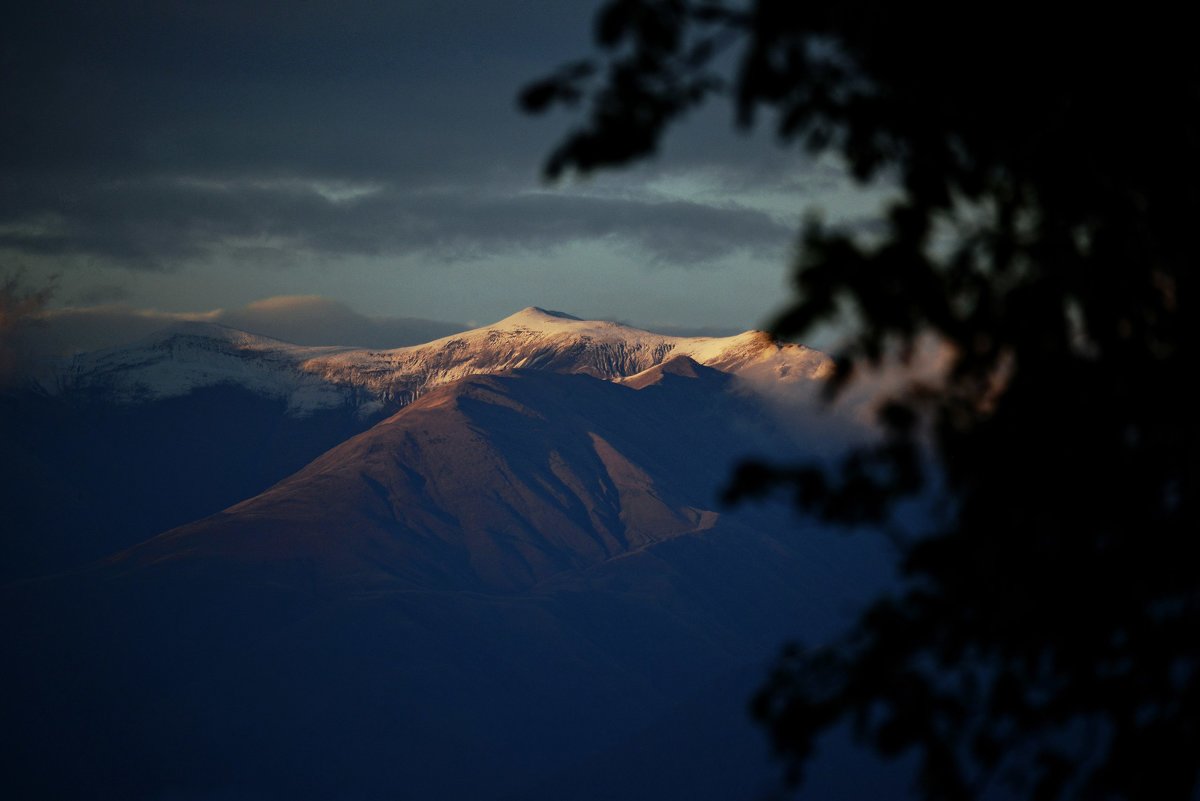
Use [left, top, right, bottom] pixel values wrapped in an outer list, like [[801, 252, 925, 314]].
[[498, 306, 583, 325], [48, 308, 831, 416]]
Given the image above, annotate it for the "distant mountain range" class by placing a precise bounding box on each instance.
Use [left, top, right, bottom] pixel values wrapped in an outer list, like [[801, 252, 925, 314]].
[[45, 306, 830, 415], [1, 309, 903, 800]]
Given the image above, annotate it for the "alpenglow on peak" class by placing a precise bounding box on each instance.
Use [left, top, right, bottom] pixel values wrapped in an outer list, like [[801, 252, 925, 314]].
[[50, 308, 832, 416]]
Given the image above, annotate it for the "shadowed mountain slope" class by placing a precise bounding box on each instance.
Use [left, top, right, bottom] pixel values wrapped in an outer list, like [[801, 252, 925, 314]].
[[3, 358, 893, 801], [122, 360, 751, 593]]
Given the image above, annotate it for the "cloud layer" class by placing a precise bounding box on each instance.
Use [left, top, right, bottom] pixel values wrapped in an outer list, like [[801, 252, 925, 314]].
[[1, 1, 889, 336], [1, 3, 820, 261], [10, 296, 466, 367], [0, 176, 793, 272]]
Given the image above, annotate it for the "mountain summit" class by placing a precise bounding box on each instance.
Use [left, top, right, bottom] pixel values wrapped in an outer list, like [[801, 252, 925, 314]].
[[501, 305, 583, 322]]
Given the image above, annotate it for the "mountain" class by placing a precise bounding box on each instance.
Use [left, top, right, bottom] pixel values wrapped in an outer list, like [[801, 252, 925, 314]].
[[117, 358, 796, 593], [45, 306, 830, 416], [2, 308, 829, 581], [1, 330, 897, 800]]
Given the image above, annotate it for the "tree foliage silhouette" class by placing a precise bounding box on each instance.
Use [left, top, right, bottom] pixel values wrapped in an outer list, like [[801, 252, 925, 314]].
[[522, 3, 1199, 799]]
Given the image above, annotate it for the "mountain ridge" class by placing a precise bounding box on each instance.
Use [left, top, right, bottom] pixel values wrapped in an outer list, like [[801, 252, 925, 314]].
[[46, 307, 831, 416]]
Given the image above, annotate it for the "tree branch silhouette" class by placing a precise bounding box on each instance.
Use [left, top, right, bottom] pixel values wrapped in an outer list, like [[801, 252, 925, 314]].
[[523, 3, 1200, 798]]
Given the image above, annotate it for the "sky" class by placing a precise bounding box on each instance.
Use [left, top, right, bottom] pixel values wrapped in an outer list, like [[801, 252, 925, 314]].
[[2, 0, 892, 351]]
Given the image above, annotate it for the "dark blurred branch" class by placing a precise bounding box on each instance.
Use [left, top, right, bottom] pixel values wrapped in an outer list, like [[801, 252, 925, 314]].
[[524, 3, 1200, 798]]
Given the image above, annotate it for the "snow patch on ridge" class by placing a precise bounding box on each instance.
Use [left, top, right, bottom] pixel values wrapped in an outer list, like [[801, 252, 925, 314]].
[[45, 308, 832, 416]]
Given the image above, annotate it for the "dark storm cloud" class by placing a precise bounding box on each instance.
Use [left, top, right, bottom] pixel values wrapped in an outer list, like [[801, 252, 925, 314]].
[[0, 175, 792, 269], [1, 1, 813, 277], [1, 1, 583, 178], [71, 283, 133, 306]]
